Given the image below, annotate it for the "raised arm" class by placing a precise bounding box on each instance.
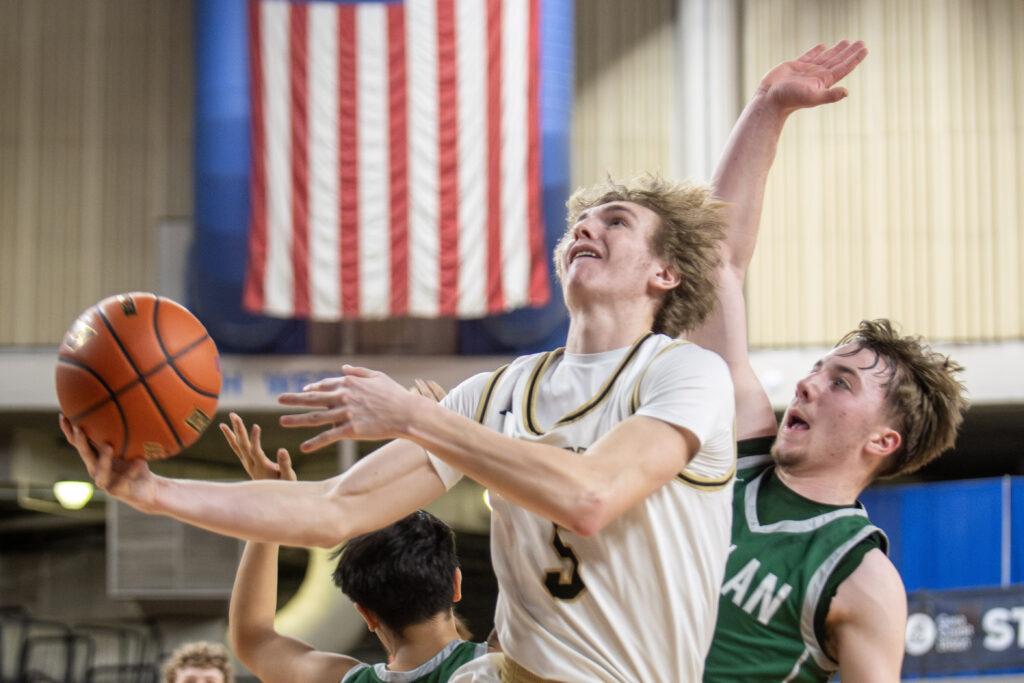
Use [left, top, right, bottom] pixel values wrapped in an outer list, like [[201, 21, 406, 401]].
[[687, 40, 868, 440], [223, 414, 361, 683], [59, 413, 446, 548]]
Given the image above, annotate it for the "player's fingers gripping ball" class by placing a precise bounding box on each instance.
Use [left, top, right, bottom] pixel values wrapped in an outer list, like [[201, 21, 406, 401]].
[[55, 292, 222, 460]]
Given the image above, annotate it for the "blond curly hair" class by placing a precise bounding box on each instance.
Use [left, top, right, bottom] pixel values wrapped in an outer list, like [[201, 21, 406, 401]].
[[555, 174, 726, 337], [162, 641, 233, 683]]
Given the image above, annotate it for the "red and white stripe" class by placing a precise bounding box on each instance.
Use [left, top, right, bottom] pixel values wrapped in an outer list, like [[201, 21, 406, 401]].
[[244, 0, 548, 320]]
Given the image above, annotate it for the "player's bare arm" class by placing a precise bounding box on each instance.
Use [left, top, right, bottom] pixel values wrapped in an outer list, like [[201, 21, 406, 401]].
[[230, 541, 361, 683], [280, 365, 695, 538], [60, 412, 446, 548], [824, 549, 907, 683], [712, 40, 867, 273], [687, 40, 867, 440], [225, 414, 361, 683]]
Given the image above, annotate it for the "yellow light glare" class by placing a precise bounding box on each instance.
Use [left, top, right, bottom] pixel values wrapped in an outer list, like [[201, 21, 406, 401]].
[[482, 489, 492, 511], [53, 481, 94, 510]]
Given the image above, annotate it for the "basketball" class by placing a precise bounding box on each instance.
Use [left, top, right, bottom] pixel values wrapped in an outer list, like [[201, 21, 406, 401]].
[[55, 292, 222, 460]]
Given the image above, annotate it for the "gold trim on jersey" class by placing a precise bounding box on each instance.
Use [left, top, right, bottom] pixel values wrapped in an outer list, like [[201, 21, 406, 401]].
[[627, 338, 691, 414], [523, 332, 655, 435], [674, 423, 736, 490], [522, 348, 565, 434], [474, 363, 511, 424], [500, 656, 563, 683], [680, 418, 739, 490], [675, 462, 736, 491]]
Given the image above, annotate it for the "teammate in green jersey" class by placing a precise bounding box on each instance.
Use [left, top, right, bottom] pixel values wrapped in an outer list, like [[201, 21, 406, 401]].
[[689, 41, 969, 682], [222, 413, 487, 683]]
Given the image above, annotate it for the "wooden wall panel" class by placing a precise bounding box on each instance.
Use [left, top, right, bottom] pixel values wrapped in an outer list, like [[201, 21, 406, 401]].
[[0, 0, 192, 345], [742, 0, 1024, 345], [573, 0, 676, 188]]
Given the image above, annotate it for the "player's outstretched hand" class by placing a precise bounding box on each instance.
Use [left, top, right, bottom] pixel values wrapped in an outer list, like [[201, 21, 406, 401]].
[[58, 414, 157, 511], [757, 39, 867, 114], [219, 412, 296, 482], [278, 365, 425, 452]]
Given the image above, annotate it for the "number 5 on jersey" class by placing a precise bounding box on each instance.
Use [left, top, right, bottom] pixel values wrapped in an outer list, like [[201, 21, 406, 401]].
[[545, 524, 586, 600]]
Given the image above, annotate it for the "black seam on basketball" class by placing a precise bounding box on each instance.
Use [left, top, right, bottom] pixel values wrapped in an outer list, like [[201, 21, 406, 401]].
[[57, 357, 130, 458], [96, 300, 185, 452], [163, 333, 219, 399]]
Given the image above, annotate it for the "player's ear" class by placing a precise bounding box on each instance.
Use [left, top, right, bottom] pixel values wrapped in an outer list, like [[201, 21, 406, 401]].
[[354, 604, 378, 632], [866, 427, 901, 459], [452, 567, 463, 603], [650, 261, 681, 293]]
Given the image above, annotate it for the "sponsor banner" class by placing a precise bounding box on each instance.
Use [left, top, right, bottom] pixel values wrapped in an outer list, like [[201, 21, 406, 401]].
[[904, 584, 1024, 677]]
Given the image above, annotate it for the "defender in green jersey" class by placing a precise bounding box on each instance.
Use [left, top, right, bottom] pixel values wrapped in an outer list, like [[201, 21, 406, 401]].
[[222, 414, 487, 683], [706, 440, 887, 681], [689, 42, 969, 682]]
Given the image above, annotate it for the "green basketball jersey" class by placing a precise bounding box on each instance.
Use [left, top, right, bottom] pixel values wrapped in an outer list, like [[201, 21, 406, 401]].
[[342, 640, 488, 683], [703, 438, 886, 682]]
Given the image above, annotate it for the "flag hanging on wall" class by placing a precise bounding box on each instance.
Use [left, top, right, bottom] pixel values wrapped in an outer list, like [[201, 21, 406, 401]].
[[244, 0, 549, 320]]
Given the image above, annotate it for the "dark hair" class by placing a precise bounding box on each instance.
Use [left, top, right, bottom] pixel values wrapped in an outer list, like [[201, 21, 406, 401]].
[[332, 510, 458, 635], [836, 319, 968, 478]]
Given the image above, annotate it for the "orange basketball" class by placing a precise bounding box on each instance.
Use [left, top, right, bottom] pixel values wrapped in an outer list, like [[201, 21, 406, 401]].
[[55, 292, 222, 460]]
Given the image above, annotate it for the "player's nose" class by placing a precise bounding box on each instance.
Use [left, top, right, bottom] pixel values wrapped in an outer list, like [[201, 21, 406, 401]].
[[572, 216, 601, 240], [795, 373, 819, 401]]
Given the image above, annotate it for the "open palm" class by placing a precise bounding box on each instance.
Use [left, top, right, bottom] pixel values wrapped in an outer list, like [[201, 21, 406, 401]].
[[758, 40, 867, 113], [220, 412, 297, 482]]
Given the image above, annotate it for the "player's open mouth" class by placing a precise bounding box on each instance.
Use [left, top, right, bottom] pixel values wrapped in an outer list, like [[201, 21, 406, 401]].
[[568, 244, 600, 263], [784, 413, 809, 431]]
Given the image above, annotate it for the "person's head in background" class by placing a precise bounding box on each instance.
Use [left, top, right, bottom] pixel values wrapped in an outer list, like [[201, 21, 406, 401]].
[[332, 509, 464, 652], [162, 641, 234, 683]]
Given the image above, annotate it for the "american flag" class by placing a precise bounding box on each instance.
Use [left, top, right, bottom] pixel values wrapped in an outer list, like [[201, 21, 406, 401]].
[[243, 0, 550, 320]]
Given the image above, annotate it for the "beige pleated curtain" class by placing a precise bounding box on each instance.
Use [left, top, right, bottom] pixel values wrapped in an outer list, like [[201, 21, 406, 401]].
[[574, 0, 1024, 346]]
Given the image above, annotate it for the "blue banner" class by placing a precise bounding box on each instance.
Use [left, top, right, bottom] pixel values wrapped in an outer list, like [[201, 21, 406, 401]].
[[903, 585, 1024, 678]]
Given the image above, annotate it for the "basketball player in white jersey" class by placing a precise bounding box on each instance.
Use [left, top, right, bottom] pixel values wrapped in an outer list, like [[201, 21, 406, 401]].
[[63, 175, 737, 680]]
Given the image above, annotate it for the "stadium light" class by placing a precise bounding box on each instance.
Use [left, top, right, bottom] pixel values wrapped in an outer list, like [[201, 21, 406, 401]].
[[53, 480, 94, 510]]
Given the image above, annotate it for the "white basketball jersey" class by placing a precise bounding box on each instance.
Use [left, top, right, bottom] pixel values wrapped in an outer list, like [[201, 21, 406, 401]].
[[434, 333, 736, 681]]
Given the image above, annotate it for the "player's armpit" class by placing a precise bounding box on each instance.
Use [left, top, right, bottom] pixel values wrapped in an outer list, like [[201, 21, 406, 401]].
[[826, 548, 907, 683]]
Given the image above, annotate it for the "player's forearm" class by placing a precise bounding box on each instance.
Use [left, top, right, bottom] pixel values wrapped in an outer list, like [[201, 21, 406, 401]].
[[229, 540, 359, 683], [405, 401, 613, 535], [687, 92, 788, 423], [229, 541, 281, 666], [405, 405, 680, 536], [711, 90, 789, 272], [147, 476, 350, 547]]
